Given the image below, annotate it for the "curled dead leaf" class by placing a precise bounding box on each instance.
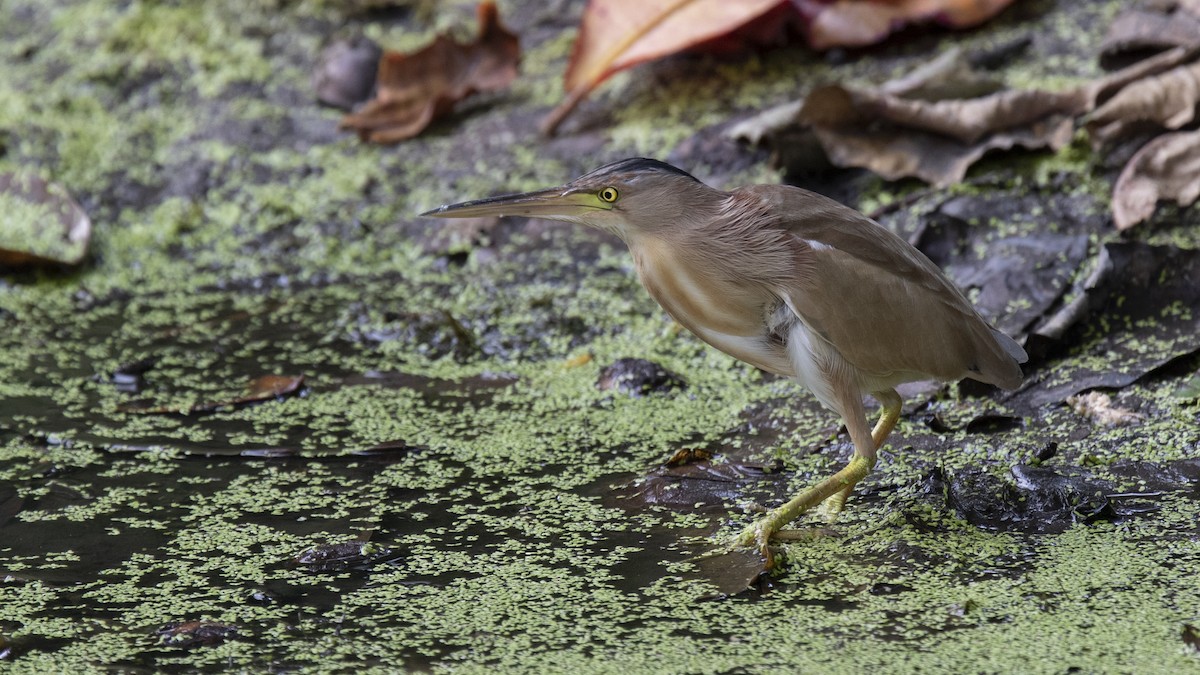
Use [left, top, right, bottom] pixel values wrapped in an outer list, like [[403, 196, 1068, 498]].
[[340, 1, 519, 144], [781, 54, 1083, 186], [1112, 128, 1200, 230], [0, 172, 91, 267], [808, 115, 1075, 186], [731, 41, 1103, 186], [1086, 59, 1200, 146], [735, 38, 1200, 189], [799, 84, 1084, 145], [1077, 46, 1194, 111]]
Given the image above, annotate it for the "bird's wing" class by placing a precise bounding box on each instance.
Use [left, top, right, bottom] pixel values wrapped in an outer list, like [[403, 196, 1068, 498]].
[[741, 185, 1026, 389]]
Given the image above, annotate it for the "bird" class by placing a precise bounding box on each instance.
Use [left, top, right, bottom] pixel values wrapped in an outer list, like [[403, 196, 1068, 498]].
[[422, 157, 1027, 566]]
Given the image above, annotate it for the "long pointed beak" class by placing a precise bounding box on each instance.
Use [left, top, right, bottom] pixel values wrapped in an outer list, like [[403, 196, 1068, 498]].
[[420, 187, 600, 220]]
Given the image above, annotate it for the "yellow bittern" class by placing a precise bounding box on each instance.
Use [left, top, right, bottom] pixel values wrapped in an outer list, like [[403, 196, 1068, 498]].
[[423, 158, 1027, 562]]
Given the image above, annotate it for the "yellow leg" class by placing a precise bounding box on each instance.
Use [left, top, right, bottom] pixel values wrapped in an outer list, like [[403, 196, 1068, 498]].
[[730, 387, 902, 565], [732, 453, 873, 562], [819, 390, 902, 519]]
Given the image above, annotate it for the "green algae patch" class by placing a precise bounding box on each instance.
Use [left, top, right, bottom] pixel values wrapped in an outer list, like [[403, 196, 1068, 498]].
[[2, 0, 1200, 670]]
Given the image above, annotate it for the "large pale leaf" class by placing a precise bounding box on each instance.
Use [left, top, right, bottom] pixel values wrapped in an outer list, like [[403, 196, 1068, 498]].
[[543, 0, 781, 134], [564, 0, 782, 92]]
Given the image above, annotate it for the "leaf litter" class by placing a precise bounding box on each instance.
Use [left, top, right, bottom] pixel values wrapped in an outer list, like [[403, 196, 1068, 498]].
[[731, 11, 1200, 228]]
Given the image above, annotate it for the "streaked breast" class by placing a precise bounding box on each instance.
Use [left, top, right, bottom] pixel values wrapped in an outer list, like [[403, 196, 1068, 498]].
[[630, 237, 793, 376]]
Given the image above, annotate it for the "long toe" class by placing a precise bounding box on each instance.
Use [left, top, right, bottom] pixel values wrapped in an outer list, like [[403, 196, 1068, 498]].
[[816, 488, 850, 523]]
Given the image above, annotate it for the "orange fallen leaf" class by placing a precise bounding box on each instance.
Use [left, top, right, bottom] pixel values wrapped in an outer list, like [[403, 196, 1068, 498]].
[[542, 0, 785, 135], [340, 1, 519, 144]]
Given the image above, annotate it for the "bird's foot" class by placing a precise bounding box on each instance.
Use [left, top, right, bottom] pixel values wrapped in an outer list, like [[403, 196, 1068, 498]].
[[704, 455, 874, 569], [730, 517, 778, 569], [726, 504, 809, 569], [690, 517, 777, 568]]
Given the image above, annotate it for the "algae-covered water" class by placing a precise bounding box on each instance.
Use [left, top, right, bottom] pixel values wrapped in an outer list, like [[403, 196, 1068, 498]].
[[1, 0, 1198, 671]]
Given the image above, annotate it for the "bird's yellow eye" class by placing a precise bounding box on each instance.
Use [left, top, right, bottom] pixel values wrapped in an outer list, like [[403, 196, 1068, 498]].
[[598, 187, 619, 203]]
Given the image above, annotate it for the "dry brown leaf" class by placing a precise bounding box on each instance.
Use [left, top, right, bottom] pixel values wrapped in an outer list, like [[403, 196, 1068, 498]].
[[0, 172, 91, 267], [543, 0, 782, 135], [799, 0, 1016, 51], [340, 1, 519, 144], [800, 84, 1084, 144], [810, 114, 1075, 186], [730, 46, 1004, 144], [735, 7, 1198, 226], [1112, 128, 1200, 230], [787, 71, 1082, 186]]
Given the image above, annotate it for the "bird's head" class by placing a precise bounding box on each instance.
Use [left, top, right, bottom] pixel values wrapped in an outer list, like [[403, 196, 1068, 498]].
[[421, 158, 722, 240]]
